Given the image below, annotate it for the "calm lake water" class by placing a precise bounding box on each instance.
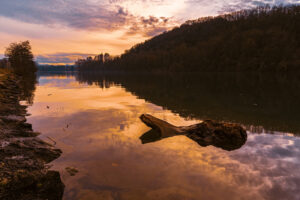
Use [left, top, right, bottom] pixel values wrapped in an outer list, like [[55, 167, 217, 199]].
[[27, 72, 300, 200]]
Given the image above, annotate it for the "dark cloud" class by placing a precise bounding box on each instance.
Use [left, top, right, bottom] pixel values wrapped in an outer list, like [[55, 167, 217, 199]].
[[36, 53, 96, 64], [117, 7, 128, 16], [0, 0, 128, 31], [126, 16, 173, 37], [1, 1, 299, 32], [0, 0, 174, 37]]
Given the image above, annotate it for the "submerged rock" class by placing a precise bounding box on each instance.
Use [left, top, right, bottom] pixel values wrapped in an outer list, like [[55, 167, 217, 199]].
[[65, 167, 79, 176]]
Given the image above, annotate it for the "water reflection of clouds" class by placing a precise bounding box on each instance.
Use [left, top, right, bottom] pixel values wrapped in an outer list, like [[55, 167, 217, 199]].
[[229, 133, 300, 200], [38, 76, 85, 88], [27, 76, 300, 200]]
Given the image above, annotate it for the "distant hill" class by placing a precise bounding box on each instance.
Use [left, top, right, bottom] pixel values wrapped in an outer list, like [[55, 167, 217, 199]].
[[79, 5, 300, 72]]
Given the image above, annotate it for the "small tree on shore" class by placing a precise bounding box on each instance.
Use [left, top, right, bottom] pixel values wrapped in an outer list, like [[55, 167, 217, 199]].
[[5, 41, 37, 74], [5, 41, 37, 103]]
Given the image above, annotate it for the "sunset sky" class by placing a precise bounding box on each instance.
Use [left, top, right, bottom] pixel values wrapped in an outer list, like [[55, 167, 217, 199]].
[[0, 0, 298, 64]]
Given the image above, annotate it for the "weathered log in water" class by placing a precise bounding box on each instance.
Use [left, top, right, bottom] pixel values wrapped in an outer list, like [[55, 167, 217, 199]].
[[140, 114, 247, 151], [0, 71, 64, 200]]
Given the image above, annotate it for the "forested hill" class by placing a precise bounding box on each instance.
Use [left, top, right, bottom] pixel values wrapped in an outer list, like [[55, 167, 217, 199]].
[[80, 5, 300, 72]]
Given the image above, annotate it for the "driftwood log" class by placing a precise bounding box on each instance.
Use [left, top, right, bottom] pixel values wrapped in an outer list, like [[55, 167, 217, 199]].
[[139, 114, 247, 151]]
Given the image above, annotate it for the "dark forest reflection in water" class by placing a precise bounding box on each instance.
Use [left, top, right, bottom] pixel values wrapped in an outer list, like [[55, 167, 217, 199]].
[[27, 72, 300, 200], [76, 72, 300, 134]]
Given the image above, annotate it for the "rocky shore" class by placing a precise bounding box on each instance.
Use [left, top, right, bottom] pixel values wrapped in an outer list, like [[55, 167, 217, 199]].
[[0, 70, 64, 200]]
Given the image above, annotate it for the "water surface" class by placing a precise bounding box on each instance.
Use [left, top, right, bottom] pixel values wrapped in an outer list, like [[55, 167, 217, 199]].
[[27, 73, 300, 200]]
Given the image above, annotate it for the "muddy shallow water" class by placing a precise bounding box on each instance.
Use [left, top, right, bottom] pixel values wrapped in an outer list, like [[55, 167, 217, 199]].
[[27, 73, 300, 200]]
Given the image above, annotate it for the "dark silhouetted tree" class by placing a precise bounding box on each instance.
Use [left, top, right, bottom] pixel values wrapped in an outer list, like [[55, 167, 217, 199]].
[[5, 41, 37, 104], [5, 41, 37, 74]]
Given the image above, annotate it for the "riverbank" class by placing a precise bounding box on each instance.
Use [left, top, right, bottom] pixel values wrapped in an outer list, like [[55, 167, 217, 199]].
[[0, 69, 64, 200]]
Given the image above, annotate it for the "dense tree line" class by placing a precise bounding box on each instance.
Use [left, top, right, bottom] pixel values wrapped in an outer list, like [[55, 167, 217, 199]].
[[38, 65, 76, 71], [79, 5, 300, 72], [76, 53, 111, 71]]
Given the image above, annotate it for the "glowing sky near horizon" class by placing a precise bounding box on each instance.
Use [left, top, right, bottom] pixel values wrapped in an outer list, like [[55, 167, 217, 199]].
[[0, 0, 299, 64]]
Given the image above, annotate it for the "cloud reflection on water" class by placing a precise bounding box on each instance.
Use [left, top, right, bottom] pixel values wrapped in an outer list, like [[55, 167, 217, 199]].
[[27, 75, 300, 200]]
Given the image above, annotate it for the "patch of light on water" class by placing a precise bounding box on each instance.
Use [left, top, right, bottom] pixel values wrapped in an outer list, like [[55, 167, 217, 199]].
[[25, 75, 300, 200]]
